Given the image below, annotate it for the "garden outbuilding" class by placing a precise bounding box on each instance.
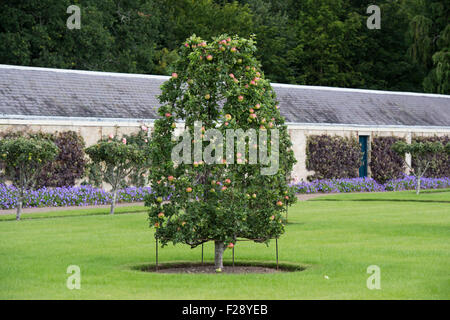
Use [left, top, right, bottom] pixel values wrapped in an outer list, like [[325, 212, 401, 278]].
[[0, 64, 449, 181]]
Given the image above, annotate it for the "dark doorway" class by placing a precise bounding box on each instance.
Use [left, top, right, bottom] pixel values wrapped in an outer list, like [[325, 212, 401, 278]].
[[359, 136, 369, 177]]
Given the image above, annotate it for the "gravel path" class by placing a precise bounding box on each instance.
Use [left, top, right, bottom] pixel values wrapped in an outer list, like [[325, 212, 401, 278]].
[[295, 193, 331, 201], [0, 193, 331, 215], [0, 201, 145, 215]]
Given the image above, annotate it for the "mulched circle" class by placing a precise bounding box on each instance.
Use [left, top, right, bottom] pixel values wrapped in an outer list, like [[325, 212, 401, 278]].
[[136, 262, 303, 274], [159, 265, 277, 274]]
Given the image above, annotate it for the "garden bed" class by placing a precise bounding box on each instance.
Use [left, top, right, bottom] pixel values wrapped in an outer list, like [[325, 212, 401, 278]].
[[134, 261, 306, 274], [292, 176, 450, 194], [1, 176, 449, 210], [0, 184, 152, 209]]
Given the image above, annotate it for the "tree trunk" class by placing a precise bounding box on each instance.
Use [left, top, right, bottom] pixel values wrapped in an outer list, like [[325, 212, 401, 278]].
[[16, 197, 23, 221], [214, 241, 225, 270], [110, 189, 117, 215], [416, 176, 421, 195], [16, 186, 25, 221]]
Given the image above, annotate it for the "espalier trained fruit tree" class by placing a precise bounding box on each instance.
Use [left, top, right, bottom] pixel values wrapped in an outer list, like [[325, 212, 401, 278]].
[[147, 34, 297, 270], [0, 137, 59, 220]]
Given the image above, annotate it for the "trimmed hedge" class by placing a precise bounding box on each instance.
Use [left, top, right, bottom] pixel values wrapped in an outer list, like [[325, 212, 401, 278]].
[[412, 136, 450, 178], [306, 134, 362, 181], [37, 131, 86, 188], [370, 136, 405, 183], [0, 131, 86, 188]]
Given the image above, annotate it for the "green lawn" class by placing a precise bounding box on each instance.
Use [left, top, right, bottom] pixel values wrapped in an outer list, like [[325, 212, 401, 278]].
[[0, 189, 449, 299], [0, 205, 147, 221]]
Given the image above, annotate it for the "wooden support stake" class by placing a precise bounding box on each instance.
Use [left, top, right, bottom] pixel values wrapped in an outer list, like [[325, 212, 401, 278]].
[[276, 238, 279, 270], [155, 237, 159, 271], [232, 246, 235, 268], [286, 207, 289, 223]]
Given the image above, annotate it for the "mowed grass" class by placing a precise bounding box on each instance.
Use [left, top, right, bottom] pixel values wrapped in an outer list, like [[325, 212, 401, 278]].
[[0, 189, 449, 299], [0, 205, 147, 221]]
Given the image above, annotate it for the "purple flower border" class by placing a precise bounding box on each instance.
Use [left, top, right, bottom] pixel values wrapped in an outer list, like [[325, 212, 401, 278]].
[[0, 175, 448, 209], [0, 185, 152, 209], [291, 175, 450, 194]]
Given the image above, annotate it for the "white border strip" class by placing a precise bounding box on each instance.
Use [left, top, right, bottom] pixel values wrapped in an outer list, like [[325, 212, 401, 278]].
[[0, 115, 154, 127], [285, 122, 450, 133], [0, 64, 170, 81], [1, 115, 449, 132], [271, 82, 450, 99]]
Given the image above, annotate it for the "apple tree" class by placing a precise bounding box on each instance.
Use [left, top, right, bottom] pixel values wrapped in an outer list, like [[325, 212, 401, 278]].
[[85, 135, 148, 214], [146, 34, 297, 271], [0, 136, 59, 220], [392, 140, 448, 194]]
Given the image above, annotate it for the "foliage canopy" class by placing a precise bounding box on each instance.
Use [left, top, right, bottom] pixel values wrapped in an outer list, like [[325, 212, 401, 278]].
[[146, 34, 297, 269]]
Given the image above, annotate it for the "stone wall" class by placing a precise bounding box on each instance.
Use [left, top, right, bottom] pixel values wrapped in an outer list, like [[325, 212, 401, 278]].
[[1, 119, 449, 183], [287, 124, 450, 182]]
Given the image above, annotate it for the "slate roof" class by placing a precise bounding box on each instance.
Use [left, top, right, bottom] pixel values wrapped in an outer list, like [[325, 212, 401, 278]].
[[1, 64, 449, 127]]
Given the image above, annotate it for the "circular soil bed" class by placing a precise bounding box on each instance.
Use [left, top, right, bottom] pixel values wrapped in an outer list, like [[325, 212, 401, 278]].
[[134, 262, 306, 274]]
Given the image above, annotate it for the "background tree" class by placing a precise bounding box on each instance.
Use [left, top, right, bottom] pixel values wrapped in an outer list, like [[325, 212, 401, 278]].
[[121, 127, 152, 187], [0, 130, 86, 188], [85, 136, 147, 214], [243, 0, 294, 83], [147, 34, 297, 271], [0, 0, 161, 73], [1, 0, 447, 92], [285, 0, 366, 87], [392, 140, 447, 194], [407, 0, 450, 93], [0, 137, 59, 220], [412, 136, 450, 178]]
